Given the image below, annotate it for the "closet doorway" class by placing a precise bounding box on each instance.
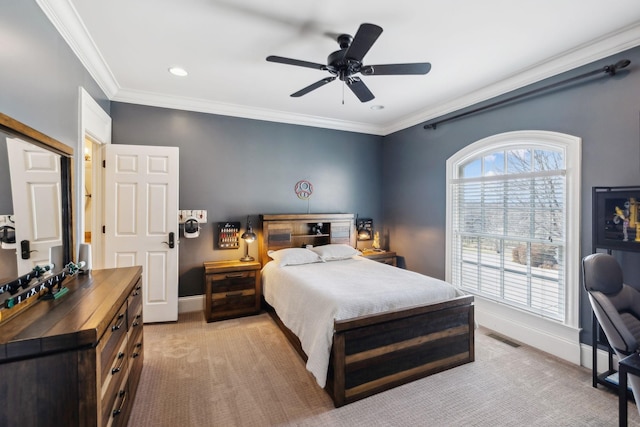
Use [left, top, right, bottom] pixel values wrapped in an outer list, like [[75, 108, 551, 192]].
[[79, 88, 111, 270]]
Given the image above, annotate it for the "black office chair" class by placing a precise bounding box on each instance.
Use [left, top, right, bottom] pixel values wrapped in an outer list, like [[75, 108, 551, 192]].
[[583, 253, 640, 412]]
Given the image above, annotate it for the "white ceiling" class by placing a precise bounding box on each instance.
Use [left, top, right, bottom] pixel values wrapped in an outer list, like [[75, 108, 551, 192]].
[[38, 0, 640, 135]]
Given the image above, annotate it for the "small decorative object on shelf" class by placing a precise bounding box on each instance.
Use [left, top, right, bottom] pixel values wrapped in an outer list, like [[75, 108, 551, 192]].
[[372, 231, 381, 249]]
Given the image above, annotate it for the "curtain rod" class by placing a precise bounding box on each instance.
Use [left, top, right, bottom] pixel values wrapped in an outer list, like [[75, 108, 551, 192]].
[[423, 59, 631, 130]]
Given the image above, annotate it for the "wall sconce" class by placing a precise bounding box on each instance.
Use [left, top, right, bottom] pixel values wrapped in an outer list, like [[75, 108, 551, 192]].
[[240, 216, 257, 262], [357, 218, 373, 241]]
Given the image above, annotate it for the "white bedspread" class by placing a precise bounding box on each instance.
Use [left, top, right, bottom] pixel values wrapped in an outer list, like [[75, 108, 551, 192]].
[[261, 256, 464, 387]]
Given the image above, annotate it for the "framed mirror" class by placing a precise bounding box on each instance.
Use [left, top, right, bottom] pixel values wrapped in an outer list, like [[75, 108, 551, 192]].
[[0, 113, 74, 286]]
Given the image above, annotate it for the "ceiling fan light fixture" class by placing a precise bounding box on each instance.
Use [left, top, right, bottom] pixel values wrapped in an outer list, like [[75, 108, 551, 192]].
[[168, 66, 188, 77]]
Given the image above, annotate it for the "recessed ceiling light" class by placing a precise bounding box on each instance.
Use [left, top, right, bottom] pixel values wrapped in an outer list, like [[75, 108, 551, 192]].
[[168, 67, 188, 77], [370, 105, 384, 110]]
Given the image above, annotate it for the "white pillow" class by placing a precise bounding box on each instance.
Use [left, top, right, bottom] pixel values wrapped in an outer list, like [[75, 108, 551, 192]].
[[310, 244, 361, 261], [267, 248, 322, 266]]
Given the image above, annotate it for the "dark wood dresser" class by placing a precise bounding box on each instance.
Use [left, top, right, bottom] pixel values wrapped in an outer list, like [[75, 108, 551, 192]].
[[0, 266, 143, 427]]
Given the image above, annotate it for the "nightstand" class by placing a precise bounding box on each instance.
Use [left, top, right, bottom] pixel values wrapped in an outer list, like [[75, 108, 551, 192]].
[[203, 260, 261, 322], [361, 250, 397, 266]]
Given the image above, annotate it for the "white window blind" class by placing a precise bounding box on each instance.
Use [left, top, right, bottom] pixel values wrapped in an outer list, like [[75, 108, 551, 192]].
[[450, 151, 566, 321]]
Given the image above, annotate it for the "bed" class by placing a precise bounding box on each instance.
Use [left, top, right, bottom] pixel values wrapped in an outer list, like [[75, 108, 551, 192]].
[[258, 213, 474, 407]]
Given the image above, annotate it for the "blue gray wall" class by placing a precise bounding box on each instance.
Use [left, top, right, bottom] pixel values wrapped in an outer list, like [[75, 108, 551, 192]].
[[0, 0, 109, 145], [110, 103, 383, 296], [382, 46, 640, 344], [5, 0, 640, 345], [0, 0, 108, 276]]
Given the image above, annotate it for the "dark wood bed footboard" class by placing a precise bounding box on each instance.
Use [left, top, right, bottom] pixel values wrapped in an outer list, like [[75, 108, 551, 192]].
[[264, 295, 474, 407], [328, 295, 474, 407]]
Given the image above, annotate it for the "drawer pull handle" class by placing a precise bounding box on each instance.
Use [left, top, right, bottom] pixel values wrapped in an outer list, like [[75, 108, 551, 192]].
[[112, 313, 125, 331], [132, 313, 142, 327], [111, 352, 125, 375], [112, 389, 127, 417], [225, 273, 245, 278], [226, 291, 244, 297]]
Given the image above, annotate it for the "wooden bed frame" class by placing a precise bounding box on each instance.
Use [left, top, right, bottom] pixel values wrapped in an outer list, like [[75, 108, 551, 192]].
[[259, 213, 474, 407]]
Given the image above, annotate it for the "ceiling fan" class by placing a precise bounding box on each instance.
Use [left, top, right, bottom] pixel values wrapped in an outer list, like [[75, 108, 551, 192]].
[[266, 23, 431, 103]]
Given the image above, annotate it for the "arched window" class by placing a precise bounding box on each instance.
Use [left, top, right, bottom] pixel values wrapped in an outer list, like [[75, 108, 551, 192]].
[[446, 131, 581, 334]]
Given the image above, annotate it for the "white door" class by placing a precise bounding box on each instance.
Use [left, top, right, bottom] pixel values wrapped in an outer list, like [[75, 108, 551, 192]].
[[104, 144, 179, 323], [7, 138, 62, 275]]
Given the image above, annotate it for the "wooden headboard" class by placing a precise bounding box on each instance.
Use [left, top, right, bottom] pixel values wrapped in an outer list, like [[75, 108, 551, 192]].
[[258, 213, 355, 266]]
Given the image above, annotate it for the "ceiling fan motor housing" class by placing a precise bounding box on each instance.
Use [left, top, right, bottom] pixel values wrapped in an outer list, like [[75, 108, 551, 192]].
[[327, 48, 362, 81]]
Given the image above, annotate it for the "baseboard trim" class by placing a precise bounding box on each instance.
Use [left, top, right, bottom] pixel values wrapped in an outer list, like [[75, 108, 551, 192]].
[[580, 342, 617, 371], [475, 298, 582, 365], [178, 294, 204, 314]]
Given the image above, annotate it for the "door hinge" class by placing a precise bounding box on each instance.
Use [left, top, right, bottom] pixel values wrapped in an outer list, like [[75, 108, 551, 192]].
[[102, 225, 105, 234], [102, 160, 106, 168]]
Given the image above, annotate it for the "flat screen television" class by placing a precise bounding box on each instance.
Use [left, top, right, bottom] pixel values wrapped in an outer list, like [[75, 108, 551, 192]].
[[593, 186, 640, 252]]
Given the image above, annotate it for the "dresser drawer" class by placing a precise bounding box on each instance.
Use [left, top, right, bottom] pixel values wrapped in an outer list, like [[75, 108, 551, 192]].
[[99, 302, 128, 386], [101, 332, 128, 414], [102, 371, 129, 427], [128, 326, 144, 399], [127, 277, 142, 327]]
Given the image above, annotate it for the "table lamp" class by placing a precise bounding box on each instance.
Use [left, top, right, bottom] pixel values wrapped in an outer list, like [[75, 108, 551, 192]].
[[240, 216, 256, 262]]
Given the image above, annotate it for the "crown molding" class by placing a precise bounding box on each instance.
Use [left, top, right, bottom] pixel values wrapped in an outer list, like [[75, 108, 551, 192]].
[[37, 1, 640, 136], [382, 21, 640, 135], [113, 89, 385, 135], [36, 0, 119, 98]]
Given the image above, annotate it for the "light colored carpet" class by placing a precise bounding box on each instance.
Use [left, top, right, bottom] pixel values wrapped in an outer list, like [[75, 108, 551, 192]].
[[127, 311, 640, 427]]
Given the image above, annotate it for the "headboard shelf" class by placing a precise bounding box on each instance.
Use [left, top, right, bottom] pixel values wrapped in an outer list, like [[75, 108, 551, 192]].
[[259, 213, 355, 265]]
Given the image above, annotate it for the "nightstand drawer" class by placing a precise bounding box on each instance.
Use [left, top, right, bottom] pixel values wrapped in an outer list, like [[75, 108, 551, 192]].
[[210, 270, 256, 290], [212, 288, 256, 310]]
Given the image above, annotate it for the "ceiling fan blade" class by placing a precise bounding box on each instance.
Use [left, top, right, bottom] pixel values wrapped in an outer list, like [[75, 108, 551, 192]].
[[266, 55, 326, 71], [362, 62, 432, 75], [344, 23, 383, 62], [346, 77, 374, 102], [291, 77, 336, 97]]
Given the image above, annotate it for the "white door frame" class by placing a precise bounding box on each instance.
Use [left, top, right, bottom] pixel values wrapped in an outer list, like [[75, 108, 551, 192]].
[[79, 87, 111, 269]]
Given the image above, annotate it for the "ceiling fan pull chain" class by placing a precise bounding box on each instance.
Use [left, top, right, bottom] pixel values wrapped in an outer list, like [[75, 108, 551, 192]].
[[342, 81, 345, 105]]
